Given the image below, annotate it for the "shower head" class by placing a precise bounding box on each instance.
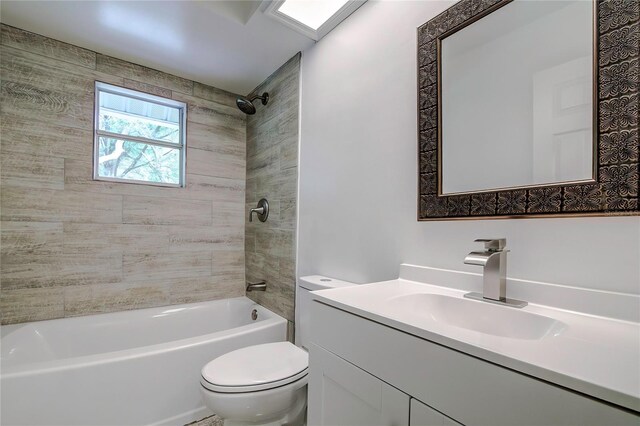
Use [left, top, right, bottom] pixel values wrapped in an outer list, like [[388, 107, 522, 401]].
[[236, 92, 269, 115]]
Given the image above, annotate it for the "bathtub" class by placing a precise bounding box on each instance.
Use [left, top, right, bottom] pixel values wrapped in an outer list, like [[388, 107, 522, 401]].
[[1, 297, 287, 426]]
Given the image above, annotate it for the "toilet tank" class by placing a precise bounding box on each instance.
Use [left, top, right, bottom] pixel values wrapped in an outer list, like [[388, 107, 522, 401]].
[[296, 275, 354, 350]]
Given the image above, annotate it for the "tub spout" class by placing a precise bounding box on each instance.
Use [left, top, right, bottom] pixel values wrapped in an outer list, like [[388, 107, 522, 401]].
[[246, 281, 267, 292]]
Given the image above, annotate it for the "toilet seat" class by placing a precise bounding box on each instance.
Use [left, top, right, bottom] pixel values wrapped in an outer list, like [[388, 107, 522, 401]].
[[201, 342, 308, 393]]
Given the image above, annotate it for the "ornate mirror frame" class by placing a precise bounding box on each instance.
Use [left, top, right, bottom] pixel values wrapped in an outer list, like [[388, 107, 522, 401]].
[[417, 0, 638, 220]]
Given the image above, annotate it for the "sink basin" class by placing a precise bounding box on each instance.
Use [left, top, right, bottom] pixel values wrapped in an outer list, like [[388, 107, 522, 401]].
[[387, 293, 566, 340]]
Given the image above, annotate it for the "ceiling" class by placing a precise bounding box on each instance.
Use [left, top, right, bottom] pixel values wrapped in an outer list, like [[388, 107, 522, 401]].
[[0, 1, 316, 95]]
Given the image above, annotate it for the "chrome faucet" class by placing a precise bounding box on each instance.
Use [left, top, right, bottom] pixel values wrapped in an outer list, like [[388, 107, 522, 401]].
[[463, 238, 527, 308], [246, 280, 267, 292]]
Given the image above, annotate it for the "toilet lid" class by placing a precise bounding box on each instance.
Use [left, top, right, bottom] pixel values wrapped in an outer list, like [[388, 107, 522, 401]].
[[201, 342, 308, 393]]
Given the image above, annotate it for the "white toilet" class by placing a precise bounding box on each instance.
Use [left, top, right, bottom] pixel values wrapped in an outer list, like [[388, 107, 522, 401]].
[[200, 276, 353, 426]]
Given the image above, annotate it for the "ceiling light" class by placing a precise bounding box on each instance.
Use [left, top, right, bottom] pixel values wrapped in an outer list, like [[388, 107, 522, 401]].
[[264, 0, 366, 41], [278, 0, 349, 30]]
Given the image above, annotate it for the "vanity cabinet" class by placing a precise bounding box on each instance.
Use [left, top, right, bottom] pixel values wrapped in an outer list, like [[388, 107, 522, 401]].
[[309, 342, 461, 426], [308, 300, 639, 426], [308, 343, 409, 425]]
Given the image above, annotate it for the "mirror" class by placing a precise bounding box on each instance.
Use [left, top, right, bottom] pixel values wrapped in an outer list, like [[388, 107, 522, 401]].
[[417, 0, 639, 220], [441, 0, 594, 194]]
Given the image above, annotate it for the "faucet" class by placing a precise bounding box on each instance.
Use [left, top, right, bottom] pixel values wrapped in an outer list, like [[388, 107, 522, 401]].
[[246, 280, 267, 292], [463, 238, 527, 308]]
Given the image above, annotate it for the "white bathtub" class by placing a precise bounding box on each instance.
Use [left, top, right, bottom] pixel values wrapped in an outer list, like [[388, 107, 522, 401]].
[[1, 297, 287, 426]]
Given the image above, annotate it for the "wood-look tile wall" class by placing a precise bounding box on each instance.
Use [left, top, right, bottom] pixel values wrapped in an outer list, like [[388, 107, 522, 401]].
[[0, 24, 247, 324], [245, 54, 300, 334]]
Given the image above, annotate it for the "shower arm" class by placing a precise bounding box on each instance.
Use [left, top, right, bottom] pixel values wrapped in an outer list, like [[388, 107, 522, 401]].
[[248, 93, 269, 105]]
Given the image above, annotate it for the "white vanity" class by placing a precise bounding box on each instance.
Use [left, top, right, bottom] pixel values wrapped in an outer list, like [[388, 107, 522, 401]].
[[307, 265, 640, 425]]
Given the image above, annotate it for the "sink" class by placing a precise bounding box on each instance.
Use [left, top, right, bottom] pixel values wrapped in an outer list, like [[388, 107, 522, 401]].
[[387, 293, 566, 340]]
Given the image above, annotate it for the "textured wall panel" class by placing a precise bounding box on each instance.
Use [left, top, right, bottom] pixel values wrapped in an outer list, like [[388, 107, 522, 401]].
[[245, 54, 300, 330], [0, 24, 247, 324]]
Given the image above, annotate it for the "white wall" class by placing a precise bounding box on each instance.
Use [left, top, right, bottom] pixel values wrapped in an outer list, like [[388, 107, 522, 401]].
[[298, 0, 640, 295]]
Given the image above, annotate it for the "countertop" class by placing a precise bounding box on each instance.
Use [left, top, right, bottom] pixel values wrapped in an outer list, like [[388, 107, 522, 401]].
[[312, 278, 640, 412]]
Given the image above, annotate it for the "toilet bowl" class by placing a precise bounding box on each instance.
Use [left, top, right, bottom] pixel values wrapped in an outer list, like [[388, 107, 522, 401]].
[[201, 342, 308, 426], [200, 276, 354, 426]]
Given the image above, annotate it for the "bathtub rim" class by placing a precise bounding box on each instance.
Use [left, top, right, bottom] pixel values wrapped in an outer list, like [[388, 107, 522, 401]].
[[1, 297, 286, 378], [1, 296, 264, 338]]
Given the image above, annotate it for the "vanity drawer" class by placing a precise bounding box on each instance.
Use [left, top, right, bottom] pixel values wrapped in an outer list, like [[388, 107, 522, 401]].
[[310, 301, 639, 426]]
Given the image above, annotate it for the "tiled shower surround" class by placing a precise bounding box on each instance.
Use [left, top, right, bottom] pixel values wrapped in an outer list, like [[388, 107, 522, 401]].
[[0, 24, 248, 324], [245, 54, 300, 338]]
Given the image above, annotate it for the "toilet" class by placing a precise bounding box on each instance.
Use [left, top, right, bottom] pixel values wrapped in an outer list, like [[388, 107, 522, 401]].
[[200, 276, 354, 426]]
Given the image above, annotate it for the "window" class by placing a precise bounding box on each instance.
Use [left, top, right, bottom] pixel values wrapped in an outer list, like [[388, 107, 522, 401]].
[[264, 0, 366, 41], [94, 82, 187, 187]]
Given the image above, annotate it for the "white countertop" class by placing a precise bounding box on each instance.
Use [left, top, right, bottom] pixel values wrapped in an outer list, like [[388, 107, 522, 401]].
[[312, 278, 640, 412]]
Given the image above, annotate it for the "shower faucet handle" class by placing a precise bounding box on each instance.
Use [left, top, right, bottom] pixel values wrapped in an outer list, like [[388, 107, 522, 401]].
[[249, 199, 269, 223]]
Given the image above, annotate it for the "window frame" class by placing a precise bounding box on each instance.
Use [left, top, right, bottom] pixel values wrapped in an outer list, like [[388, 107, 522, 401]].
[[93, 81, 187, 188]]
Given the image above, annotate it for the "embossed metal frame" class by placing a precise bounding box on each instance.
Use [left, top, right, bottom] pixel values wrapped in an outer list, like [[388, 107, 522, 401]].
[[417, 0, 639, 220]]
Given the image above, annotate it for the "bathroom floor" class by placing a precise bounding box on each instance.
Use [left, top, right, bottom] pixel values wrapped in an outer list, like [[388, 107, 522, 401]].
[[186, 415, 223, 426]]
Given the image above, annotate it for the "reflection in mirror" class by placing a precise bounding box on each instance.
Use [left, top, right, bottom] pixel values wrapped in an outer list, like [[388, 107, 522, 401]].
[[441, 0, 594, 195]]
